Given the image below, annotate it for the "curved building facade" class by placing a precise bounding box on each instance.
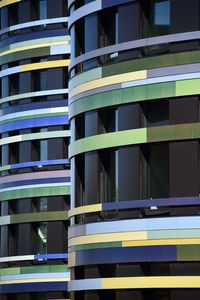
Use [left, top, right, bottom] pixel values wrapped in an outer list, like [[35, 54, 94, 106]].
[[0, 0, 70, 299], [68, 0, 200, 299]]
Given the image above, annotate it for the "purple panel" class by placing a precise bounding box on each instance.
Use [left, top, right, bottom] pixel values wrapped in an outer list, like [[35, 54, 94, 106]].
[[0, 282, 68, 293], [0, 116, 68, 133], [103, 197, 200, 210], [11, 159, 69, 170], [75, 246, 177, 266], [102, 0, 134, 9], [0, 176, 70, 189], [0, 29, 68, 48], [2, 100, 68, 115], [34, 253, 68, 260]]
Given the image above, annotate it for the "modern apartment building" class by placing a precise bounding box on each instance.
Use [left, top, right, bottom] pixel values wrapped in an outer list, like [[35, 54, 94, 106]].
[[0, 0, 70, 299], [68, 0, 200, 299]]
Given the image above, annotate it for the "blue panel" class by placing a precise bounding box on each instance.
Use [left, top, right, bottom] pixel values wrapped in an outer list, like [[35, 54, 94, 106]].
[[0, 29, 68, 48], [0, 176, 70, 189], [69, 278, 101, 291], [0, 116, 68, 133], [34, 253, 68, 260], [75, 246, 177, 266], [103, 197, 200, 210], [11, 159, 69, 170], [0, 282, 68, 293], [86, 216, 200, 235], [102, 0, 134, 9], [2, 100, 68, 115]]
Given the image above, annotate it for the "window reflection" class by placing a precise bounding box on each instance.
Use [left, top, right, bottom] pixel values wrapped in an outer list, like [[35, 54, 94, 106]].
[[36, 198, 48, 212], [150, 0, 170, 36], [39, 0, 47, 20], [154, 1, 170, 25], [36, 222, 47, 253]]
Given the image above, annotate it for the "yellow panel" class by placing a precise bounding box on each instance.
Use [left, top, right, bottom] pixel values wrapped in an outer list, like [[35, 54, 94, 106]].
[[1, 278, 70, 285], [70, 70, 147, 97], [122, 238, 200, 247], [21, 60, 70, 72], [69, 231, 147, 247], [68, 252, 76, 267], [0, 41, 69, 57], [0, 0, 21, 8], [102, 276, 200, 289], [68, 204, 102, 218]]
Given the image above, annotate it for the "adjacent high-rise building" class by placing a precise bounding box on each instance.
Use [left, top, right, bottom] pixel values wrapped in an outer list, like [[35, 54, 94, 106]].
[[68, 0, 200, 299], [0, 0, 70, 299]]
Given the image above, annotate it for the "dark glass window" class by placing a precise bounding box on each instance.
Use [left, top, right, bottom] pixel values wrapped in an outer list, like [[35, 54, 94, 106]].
[[31, 140, 40, 161], [98, 8, 118, 48], [31, 0, 47, 21], [48, 137, 67, 160], [85, 13, 98, 52], [9, 225, 18, 256], [85, 151, 99, 206], [98, 108, 117, 134], [8, 4, 19, 26], [32, 70, 47, 91], [75, 114, 85, 139], [1, 7, 8, 29], [142, 100, 169, 127], [99, 149, 118, 203], [142, 143, 169, 199], [75, 19, 85, 56], [140, 0, 170, 37], [9, 143, 19, 164], [9, 74, 19, 96], [75, 154, 85, 211], [85, 111, 98, 137]]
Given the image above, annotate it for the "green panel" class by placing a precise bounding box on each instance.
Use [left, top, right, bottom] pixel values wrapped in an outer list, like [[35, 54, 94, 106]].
[[0, 265, 69, 276], [0, 165, 11, 171], [20, 264, 69, 274], [69, 122, 200, 158], [69, 242, 122, 253], [0, 185, 70, 201], [0, 35, 69, 54], [8, 211, 68, 225], [1, 88, 68, 105], [69, 50, 200, 89], [69, 82, 175, 119], [148, 229, 200, 240], [69, 128, 147, 158], [0, 215, 10, 225], [0, 47, 50, 65], [0, 45, 10, 53], [176, 78, 200, 96], [148, 230, 178, 239], [9, 36, 68, 50], [0, 267, 20, 276], [21, 130, 70, 142], [0, 130, 70, 146], [103, 50, 200, 77], [69, 67, 102, 89], [177, 245, 200, 261], [0, 112, 67, 125], [176, 229, 200, 239], [147, 123, 200, 143]]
